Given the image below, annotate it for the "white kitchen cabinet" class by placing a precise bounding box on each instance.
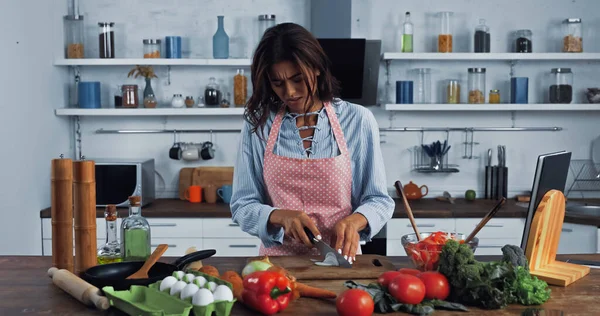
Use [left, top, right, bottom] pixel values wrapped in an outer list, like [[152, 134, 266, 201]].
[[204, 238, 262, 257], [146, 218, 203, 238], [150, 238, 202, 257], [42, 239, 104, 256], [386, 218, 456, 240], [202, 219, 255, 238], [474, 238, 522, 256], [455, 218, 525, 239], [557, 223, 598, 254]]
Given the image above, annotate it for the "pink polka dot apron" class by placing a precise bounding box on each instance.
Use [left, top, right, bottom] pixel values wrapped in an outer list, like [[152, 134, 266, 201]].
[[260, 101, 356, 256]]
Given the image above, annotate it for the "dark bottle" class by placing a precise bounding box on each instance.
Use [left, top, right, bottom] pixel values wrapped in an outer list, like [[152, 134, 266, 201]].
[[515, 29, 532, 53], [474, 19, 490, 53], [99, 22, 115, 58], [204, 77, 222, 107]]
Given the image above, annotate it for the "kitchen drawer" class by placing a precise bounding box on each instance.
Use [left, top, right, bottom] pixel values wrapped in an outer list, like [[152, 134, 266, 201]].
[[386, 239, 407, 256], [151, 238, 203, 257], [474, 238, 521, 256], [386, 219, 455, 240], [204, 238, 261, 257], [202, 219, 254, 238], [146, 218, 203, 238], [557, 223, 597, 254], [455, 218, 525, 239], [42, 238, 104, 256], [42, 218, 122, 239]]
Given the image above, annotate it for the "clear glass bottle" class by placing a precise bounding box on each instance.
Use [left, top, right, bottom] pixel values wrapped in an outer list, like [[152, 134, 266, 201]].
[[258, 14, 276, 41], [97, 205, 122, 265], [213, 16, 229, 59], [562, 18, 582, 52], [446, 79, 460, 104], [438, 12, 453, 53], [99, 22, 115, 58], [549, 68, 573, 104], [413, 68, 431, 104], [204, 77, 222, 107], [515, 29, 532, 53], [120, 196, 151, 262], [468, 68, 486, 104], [401, 12, 413, 53], [234, 69, 248, 107], [474, 19, 490, 53], [64, 15, 84, 58], [121, 85, 139, 108], [143, 39, 161, 58]]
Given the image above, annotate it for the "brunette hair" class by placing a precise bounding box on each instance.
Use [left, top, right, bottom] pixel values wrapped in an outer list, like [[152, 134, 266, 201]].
[[245, 22, 340, 136]]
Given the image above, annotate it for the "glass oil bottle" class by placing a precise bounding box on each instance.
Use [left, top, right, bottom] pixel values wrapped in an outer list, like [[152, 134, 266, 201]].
[[97, 205, 122, 264], [120, 196, 151, 261]]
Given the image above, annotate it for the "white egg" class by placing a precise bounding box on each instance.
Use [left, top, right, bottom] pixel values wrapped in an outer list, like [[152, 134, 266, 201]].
[[206, 281, 217, 292], [212, 285, 234, 302], [172, 270, 185, 280], [183, 273, 196, 283], [193, 276, 207, 288], [170, 280, 187, 296], [180, 283, 200, 300], [159, 276, 178, 292], [192, 288, 215, 307]]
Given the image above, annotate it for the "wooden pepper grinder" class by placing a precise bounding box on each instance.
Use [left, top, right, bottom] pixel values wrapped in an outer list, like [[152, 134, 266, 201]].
[[73, 159, 97, 275], [51, 155, 74, 272]]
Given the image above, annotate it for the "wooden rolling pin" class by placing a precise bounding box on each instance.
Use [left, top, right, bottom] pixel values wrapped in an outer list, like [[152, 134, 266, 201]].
[[47, 267, 109, 310]]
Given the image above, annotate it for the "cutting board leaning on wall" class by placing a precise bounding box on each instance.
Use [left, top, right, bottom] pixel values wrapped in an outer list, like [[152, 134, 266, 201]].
[[178, 167, 234, 200]]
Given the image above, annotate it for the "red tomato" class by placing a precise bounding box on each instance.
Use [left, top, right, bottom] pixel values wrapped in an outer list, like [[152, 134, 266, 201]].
[[336, 289, 374, 316], [388, 274, 426, 305], [377, 271, 402, 288], [397, 268, 421, 276], [417, 271, 450, 300]]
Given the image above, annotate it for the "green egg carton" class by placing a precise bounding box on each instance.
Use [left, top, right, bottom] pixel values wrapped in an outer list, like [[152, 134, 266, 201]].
[[102, 285, 193, 316], [150, 270, 236, 316]]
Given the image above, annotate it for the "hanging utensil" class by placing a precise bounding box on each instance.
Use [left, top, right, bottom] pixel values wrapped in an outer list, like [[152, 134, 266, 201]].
[[394, 181, 422, 241], [465, 198, 507, 243]]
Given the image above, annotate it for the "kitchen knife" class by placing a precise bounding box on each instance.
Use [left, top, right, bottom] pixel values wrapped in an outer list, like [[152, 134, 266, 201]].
[[304, 227, 352, 268], [485, 148, 493, 199]]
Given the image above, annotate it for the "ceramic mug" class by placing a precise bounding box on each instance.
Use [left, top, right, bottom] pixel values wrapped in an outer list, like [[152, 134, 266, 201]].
[[200, 142, 215, 160], [182, 145, 199, 161], [217, 185, 233, 203], [169, 143, 182, 160], [185, 185, 202, 203], [204, 184, 217, 203]]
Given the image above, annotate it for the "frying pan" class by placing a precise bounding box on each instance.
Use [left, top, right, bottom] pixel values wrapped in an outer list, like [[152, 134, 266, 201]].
[[82, 249, 216, 291]]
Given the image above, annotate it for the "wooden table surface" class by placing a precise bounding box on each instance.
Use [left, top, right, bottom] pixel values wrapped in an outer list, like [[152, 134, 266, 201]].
[[2, 254, 599, 315]]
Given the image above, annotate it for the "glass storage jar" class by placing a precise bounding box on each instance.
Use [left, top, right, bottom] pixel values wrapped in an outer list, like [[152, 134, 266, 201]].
[[121, 85, 139, 108], [468, 68, 486, 104], [64, 15, 84, 58], [515, 29, 532, 53], [234, 69, 248, 107], [562, 18, 582, 52], [446, 79, 460, 104], [99, 22, 115, 58], [474, 19, 490, 53], [413, 68, 432, 104], [143, 39, 161, 58], [489, 89, 500, 103], [549, 68, 573, 104], [437, 11, 453, 53], [204, 77, 222, 107], [171, 94, 185, 108], [258, 14, 276, 41]]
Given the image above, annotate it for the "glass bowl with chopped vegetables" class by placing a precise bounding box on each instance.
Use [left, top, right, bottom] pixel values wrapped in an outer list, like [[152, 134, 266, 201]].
[[401, 231, 478, 271]]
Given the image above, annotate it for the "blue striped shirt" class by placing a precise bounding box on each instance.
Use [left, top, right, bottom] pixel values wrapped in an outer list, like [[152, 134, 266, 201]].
[[230, 99, 394, 248]]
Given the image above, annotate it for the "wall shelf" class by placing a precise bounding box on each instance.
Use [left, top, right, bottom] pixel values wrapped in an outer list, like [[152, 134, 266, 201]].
[[382, 53, 600, 61], [383, 104, 600, 111], [54, 58, 252, 66], [55, 108, 245, 116]]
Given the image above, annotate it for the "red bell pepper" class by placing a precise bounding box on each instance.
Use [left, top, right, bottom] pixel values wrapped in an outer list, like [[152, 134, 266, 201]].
[[242, 271, 292, 315]]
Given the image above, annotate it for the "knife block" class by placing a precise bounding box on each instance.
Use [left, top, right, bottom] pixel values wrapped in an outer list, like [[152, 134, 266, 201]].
[[524, 190, 590, 286]]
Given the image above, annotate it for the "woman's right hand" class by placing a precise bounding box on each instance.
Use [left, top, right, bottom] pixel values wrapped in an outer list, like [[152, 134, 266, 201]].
[[269, 209, 321, 247]]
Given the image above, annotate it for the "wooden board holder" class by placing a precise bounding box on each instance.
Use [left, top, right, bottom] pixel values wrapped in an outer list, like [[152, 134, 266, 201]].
[[524, 189, 590, 287]]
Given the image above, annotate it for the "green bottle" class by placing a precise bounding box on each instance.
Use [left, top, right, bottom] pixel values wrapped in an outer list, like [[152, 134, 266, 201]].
[[121, 196, 151, 261], [401, 12, 414, 53]]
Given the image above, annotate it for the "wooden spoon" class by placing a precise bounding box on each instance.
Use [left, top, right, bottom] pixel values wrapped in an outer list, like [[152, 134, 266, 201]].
[[394, 180, 422, 241], [126, 244, 169, 279], [464, 198, 507, 244]]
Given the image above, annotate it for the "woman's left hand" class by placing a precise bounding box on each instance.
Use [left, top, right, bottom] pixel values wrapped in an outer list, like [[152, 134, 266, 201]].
[[333, 213, 368, 264]]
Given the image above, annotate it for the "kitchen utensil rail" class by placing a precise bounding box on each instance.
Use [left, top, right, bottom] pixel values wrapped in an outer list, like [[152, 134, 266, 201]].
[[95, 128, 240, 134]]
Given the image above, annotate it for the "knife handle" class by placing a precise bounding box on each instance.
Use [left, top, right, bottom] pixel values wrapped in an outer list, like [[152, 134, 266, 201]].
[[303, 226, 317, 244]]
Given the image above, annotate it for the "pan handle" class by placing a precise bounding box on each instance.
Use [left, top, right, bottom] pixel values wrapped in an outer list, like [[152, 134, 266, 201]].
[[173, 249, 217, 270]]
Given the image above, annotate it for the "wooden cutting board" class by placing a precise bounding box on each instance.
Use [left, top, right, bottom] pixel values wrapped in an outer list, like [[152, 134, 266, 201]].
[[178, 168, 196, 200], [246, 255, 396, 280], [191, 167, 234, 188]]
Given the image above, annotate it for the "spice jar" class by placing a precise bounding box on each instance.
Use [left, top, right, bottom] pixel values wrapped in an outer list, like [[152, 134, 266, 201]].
[[489, 90, 500, 104], [143, 94, 157, 108], [549, 68, 573, 104], [468, 68, 486, 104], [437, 12, 453, 53], [562, 18, 582, 52], [204, 77, 222, 107], [143, 39, 161, 58], [99, 22, 115, 58], [515, 29, 532, 53], [121, 85, 139, 108], [185, 96, 195, 108], [474, 19, 490, 53], [171, 94, 185, 108], [446, 79, 460, 104], [234, 69, 248, 107], [258, 14, 276, 41], [64, 15, 85, 58]]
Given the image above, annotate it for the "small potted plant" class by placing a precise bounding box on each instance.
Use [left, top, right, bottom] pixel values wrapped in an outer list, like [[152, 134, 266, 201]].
[[128, 65, 158, 108]]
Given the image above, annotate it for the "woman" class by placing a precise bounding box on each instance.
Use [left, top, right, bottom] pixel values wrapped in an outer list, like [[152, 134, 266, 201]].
[[230, 22, 394, 264]]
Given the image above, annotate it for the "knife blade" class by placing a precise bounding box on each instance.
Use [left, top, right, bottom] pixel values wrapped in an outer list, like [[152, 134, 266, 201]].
[[304, 227, 352, 268]]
